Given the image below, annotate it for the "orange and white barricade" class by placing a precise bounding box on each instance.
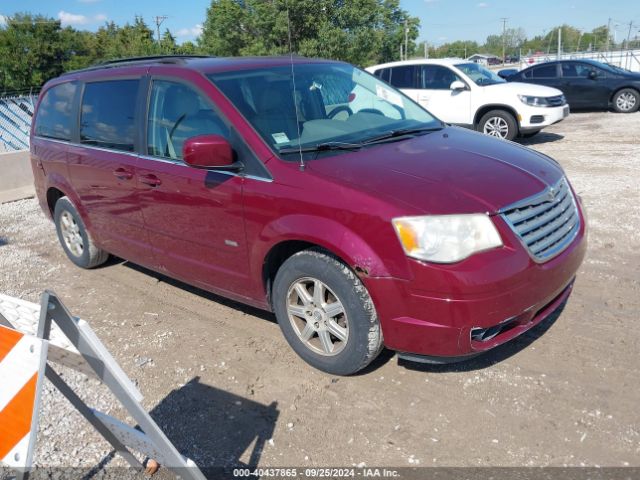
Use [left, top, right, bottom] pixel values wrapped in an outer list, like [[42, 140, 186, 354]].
[[0, 325, 48, 472], [0, 291, 205, 479]]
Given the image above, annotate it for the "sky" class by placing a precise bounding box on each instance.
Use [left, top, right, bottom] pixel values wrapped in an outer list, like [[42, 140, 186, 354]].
[[0, 0, 639, 46]]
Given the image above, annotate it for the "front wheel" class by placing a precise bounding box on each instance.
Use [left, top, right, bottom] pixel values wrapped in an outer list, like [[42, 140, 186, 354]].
[[478, 110, 518, 141], [272, 249, 383, 375], [612, 88, 639, 113]]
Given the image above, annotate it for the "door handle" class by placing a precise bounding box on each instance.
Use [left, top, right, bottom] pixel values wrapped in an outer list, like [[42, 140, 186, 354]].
[[139, 174, 162, 187], [113, 167, 133, 180]]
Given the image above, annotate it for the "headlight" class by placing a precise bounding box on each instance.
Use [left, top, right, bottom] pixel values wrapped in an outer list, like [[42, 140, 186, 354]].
[[518, 95, 551, 107], [392, 214, 503, 263]]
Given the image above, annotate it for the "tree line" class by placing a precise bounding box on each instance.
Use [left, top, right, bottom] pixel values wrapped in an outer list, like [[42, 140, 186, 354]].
[[2, 1, 638, 95], [422, 24, 639, 60], [0, 0, 419, 94]]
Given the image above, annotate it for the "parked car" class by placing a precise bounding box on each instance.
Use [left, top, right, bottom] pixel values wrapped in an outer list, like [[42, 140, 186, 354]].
[[498, 68, 519, 79], [367, 59, 569, 140], [503, 59, 640, 113], [31, 55, 587, 375]]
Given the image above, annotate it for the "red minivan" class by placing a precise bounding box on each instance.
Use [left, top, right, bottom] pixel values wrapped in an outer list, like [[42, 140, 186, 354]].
[[30, 56, 587, 374]]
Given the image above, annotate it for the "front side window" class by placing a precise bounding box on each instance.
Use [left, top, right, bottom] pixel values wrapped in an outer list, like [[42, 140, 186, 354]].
[[147, 80, 229, 160], [421, 65, 463, 90], [454, 63, 505, 86], [35, 82, 77, 141], [80, 80, 139, 152], [562, 63, 604, 78], [208, 63, 440, 158]]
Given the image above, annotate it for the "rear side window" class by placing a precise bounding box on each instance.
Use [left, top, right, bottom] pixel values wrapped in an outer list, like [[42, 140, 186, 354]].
[[374, 68, 391, 83], [34, 82, 77, 141], [389, 65, 417, 89], [80, 80, 139, 152], [531, 64, 558, 78]]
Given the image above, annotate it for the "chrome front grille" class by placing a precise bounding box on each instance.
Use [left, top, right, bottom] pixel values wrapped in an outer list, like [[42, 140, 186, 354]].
[[500, 177, 580, 262]]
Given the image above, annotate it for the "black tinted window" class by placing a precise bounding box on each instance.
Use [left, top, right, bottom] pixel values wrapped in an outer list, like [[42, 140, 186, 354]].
[[532, 64, 558, 78], [80, 80, 139, 152], [35, 82, 77, 141], [421, 65, 462, 89], [374, 68, 391, 83], [389, 65, 417, 89]]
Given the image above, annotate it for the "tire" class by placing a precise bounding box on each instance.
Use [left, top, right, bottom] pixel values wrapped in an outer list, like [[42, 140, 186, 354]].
[[612, 88, 639, 113], [54, 196, 109, 269], [478, 109, 518, 141], [272, 248, 383, 375]]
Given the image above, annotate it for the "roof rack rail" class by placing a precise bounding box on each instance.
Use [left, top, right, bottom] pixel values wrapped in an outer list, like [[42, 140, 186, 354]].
[[63, 55, 212, 75]]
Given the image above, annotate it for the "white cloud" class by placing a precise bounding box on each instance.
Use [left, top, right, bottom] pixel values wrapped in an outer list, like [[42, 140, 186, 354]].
[[0, 14, 8, 27], [57, 10, 108, 26], [58, 11, 88, 25], [176, 24, 203, 38], [477, 2, 489, 7]]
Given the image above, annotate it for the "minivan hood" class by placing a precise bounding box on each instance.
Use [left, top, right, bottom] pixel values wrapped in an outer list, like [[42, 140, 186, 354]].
[[307, 126, 564, 215], [484, 81, 564, 97]]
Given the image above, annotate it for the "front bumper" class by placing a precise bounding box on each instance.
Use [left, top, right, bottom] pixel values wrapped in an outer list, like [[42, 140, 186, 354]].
[[363, 206, 587, 359], [519, 104, 569, 130]]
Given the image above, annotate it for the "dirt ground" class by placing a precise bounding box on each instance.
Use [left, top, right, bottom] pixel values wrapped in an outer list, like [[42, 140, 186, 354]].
[[0, 111, 639, 475]]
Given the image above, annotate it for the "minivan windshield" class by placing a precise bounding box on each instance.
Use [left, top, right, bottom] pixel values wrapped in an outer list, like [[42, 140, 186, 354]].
[[455, 62, 506, 86], [208, 63, 441, 157]]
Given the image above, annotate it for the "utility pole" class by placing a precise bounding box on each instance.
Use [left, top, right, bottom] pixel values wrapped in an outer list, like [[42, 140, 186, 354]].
[[626, 21, 634, 50], [404, 20, 409, 60], [606, 17, 612, 54], [557, 27, 562, 60], [154, 15, 168, 45], [625, 22, 634, 70], [501, 18, 508, 65]]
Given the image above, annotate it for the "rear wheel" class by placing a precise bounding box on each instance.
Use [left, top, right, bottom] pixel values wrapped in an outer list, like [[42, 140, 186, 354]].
[[478, 110, 518, 141], [612, 88, 639, 113], [54, 197, 109, 269], [272, 248, 383, 375]]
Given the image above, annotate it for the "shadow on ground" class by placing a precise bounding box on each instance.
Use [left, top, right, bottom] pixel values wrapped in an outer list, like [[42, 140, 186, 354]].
[[149, 376, 279, 474], [101, 257, 275, 323], [518, 132, 564, 146], [84, 377, 279, 479]]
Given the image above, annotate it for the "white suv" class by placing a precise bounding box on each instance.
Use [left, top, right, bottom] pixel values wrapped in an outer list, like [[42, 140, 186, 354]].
[[366, 59, 569, 140]]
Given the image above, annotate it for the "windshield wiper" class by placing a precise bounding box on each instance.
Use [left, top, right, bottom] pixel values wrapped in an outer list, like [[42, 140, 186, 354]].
[[361, 125, 444, 145], [278, 142, 363, 154]]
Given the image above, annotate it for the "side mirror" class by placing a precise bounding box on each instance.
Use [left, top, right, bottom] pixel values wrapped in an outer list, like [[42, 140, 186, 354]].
[[182, 135, 242, 171], [588, 70, 598, 80], [450, 80, 467, 91]]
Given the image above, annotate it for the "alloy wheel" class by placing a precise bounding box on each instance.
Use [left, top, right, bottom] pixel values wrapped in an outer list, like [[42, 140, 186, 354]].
[[483, 116, 510, 138], [616, 92, 637, 112], [286, 277, 349, 356], [60, 210, 84, 257]]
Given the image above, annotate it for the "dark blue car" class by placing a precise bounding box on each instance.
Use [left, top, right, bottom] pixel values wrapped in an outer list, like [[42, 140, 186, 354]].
[[502, 59, 640, 113]]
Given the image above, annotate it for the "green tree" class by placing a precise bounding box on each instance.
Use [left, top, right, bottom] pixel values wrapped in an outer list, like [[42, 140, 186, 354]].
[[0, 13, 67, 92], [198, 0, 420, 66]]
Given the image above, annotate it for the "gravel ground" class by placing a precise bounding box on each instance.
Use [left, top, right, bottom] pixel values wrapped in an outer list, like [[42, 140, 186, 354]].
[[0, 111, 639, 476]]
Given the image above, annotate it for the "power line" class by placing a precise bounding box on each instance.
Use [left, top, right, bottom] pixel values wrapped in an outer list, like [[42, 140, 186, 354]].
[[153, 15, 168, 44]]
